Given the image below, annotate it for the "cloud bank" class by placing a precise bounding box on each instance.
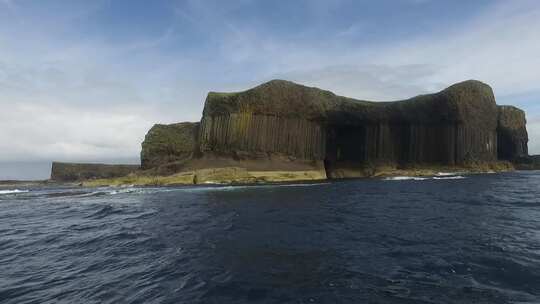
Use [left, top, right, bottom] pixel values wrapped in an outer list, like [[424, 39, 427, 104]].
[[0, 0, 539, 172]]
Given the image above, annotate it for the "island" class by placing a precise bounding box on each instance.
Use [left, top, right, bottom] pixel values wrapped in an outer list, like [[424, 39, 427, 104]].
[[50, 79, 536, 186]]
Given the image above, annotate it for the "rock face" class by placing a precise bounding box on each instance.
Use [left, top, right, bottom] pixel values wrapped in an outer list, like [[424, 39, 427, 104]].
[[199, 80, 499, 170], [54, 79, 529, 183], [138, 79, 529, 178], [50, 162, 139, 182], [497, 106, 528, 160], [140, 122, 200, 169]]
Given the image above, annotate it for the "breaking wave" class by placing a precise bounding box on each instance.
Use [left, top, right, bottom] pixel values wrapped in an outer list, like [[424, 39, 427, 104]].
[[0, 189, 29, 195], [433, 176, 466, 180], [436, 172, 460, 176], [384, 175, 466, 181], [384, 176, 429, 181]]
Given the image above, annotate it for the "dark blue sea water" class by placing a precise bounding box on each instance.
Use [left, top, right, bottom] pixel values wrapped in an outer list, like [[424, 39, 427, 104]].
[[1, 172, 540, 303]]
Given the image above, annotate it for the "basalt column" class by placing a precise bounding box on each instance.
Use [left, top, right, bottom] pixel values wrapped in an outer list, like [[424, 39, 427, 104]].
[[325, 123, 463, 166], [199, 113, 326, 160]]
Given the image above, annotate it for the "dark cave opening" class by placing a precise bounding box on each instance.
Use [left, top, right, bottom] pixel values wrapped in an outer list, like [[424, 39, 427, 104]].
[[325, 125, 367, 163], [324, 125, 367, 177]]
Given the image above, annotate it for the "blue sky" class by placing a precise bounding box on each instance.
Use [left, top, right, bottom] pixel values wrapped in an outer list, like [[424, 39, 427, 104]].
[[1, 0, 539, 178]]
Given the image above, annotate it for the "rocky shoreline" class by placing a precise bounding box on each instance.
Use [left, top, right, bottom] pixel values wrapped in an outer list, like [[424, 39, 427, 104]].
[[80, 161, 514, 188]]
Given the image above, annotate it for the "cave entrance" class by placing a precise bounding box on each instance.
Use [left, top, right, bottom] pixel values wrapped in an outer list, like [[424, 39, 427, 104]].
[[324, 125, 366, 175]]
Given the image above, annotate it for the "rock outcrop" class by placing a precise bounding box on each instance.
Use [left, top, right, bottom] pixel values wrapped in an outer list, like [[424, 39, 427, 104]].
[[198, 80, 501, 177], [139, 79, 529, 180], [51, 79, 531, 184], [497, 106, 528, 160], [514, 155, 540, 170], [50, 162, 139, 182], [141, 122, 200, 169]]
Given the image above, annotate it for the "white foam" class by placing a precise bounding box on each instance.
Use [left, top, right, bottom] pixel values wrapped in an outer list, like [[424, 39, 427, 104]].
[[275, 182, 331, 187], [433, 176, 466, 180], [0, 189, 29, 195], [436, 172, 458, 176], [384, 176, 428, 181], [109, 188, 136, 195], [384, 175, 466, 181]]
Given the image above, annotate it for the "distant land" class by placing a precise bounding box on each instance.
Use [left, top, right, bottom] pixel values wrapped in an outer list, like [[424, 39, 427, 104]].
[[0, 158, 140, 181], [45, 79, 538, 186]]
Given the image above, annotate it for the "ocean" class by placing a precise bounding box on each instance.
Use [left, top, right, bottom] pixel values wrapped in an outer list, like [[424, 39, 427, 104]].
[[1, 171, 539, 303]]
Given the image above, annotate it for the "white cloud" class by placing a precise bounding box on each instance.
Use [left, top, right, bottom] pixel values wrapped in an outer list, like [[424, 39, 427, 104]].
[[1, 0, 540, 167], [369, 1, 540, 97], [0, 102, 150, 161], [272, 64, 441, 101]]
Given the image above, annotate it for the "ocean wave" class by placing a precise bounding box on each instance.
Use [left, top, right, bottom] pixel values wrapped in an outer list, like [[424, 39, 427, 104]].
[[1, 171, 538, 304], [0, 189, 29, 195], [158, 182, 331, 193], [433, 176, 466, 180], [85, 205, 123, 219]]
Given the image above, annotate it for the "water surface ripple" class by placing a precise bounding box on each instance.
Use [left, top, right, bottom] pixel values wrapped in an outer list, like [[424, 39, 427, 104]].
[[1, 172, 540, 303]]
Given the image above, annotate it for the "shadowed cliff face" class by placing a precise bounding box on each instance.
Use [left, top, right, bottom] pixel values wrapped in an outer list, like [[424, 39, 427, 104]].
[[497, 106, 528, 160], [200, 80, 501, 169]]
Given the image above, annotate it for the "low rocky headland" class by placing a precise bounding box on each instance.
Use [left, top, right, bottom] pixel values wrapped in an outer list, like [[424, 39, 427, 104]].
[[49, 79, 536, 187]]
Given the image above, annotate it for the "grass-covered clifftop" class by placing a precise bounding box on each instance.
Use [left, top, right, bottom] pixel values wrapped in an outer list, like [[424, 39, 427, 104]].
[[202, 79, 497, 124]]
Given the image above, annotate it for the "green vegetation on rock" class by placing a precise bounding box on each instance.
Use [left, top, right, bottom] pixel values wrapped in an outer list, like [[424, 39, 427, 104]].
[[141, 122, 199, 169]]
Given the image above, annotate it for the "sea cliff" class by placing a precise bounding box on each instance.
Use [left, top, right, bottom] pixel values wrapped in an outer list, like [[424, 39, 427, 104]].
[[50, 79, 531, 186]]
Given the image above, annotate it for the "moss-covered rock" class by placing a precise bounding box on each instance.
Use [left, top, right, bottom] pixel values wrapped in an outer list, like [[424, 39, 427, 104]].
[[82, 172, 196, 187], [81, 167, 327, 187], [202, 79, 496, 124], [141, 122, 199, 169]]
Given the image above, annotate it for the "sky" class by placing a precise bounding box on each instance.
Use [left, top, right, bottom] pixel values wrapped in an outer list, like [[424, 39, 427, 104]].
[[1, 0, 539, 179]]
